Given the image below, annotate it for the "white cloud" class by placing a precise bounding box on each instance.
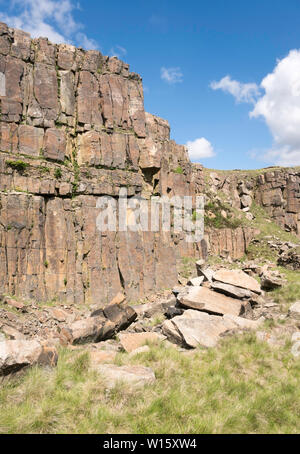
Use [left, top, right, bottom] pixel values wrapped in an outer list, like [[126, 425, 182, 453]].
[[161, 67, 183, 84], [250, 49, 300, 165], [110, 45, 127, 59], [211, 50, 300, 166], [0, 0, 97, 48], [210, 75, 260, 104], [186, 137, 215, 161]]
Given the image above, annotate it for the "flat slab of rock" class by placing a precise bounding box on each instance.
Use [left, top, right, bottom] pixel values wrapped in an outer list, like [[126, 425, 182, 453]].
[[0, 340, 58, 376], [89, 350, 117, 366], [223, 314, 264, 330], [289, 302, 300, 320], [213, 269, 262, 294], [118, 332, 165, 353], [178, 286, 246, 316], [211, 281, 254, 299], [162, 310, 233, 348], [96, 364, 156, 388]]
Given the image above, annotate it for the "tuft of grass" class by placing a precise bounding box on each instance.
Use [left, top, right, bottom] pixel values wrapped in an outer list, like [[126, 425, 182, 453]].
[[173, 166, 183, 174], [54, 168, 62, 179], [1, 334, 300, 434], [204, 201, 243, 230], [6, 160, 29, 172]]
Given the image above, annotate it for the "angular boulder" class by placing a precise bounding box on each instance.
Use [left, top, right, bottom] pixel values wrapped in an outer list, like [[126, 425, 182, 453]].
[[260, 272, 285, 290], [289, 302, 300, 320], [222, 314, 264, 330], [66, 316, 116, 345], [213, 269, 261, 294], [0, 340, 58, 376], [91, 302, 137, 332], [178, 286, 247, 316], [211, 281, 254, 299], [162, 310, 233, 348]]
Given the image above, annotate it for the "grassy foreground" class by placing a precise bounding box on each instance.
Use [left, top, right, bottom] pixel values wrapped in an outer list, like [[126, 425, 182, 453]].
[[0, 333, 299, 434]]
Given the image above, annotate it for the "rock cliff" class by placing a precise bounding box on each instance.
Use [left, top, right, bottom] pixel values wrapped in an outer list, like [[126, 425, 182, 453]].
[[0, 22, 206, 305]]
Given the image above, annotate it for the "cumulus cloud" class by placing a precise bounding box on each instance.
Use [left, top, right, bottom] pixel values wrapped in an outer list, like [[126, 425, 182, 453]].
[[210, 75, 260, 104], [186, 137, 215, 161], [211, 50, 300, 165], [250, 49, 300, 165], [0, 0, 97, 48], [161, 67, 183, 84]]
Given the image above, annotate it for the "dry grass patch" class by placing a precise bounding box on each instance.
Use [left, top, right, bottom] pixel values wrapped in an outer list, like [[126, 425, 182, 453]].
[[0, 333, 299, 434]]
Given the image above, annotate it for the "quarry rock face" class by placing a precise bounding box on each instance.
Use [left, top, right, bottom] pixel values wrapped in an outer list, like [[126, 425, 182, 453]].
[[0, 23, 205, 305]]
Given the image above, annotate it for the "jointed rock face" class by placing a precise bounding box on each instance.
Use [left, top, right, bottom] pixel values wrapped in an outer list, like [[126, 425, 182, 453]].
[[0, 22, 206, 304]]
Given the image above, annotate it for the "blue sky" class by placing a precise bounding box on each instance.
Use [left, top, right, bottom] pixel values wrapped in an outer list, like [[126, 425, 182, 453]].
[[1, 0, 300, 169]]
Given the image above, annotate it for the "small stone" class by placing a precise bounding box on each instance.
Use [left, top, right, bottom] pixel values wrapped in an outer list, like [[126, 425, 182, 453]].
[[118, 332, 164, 353], [187, 276, 204, 286], [289, 302, 300, 320]]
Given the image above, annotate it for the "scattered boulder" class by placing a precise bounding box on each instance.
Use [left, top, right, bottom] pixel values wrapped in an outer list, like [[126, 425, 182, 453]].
[[178, 286, 247, 316], [212, 268, 262, 294], [65, 316, 116, 345], [96, 364, 156, 388], [118, 332, 165, 353], [102, 304, 137, 331], [0, 340, 58, 376], [260, 272, 285, 290], [2, 296, 27, 312], [289, 302, 300, 320], [223, 314, 264, 330], [162, 310, 233, 348], [89, 350, 117, 366], [211, 281, 255, 300], [278, 248, 300, 271]]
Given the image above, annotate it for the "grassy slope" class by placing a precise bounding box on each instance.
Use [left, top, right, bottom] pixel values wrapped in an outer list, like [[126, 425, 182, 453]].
[[0, 335, 299, 434]]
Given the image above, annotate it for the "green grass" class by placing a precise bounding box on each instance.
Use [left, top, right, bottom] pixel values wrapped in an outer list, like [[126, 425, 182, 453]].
[[204, 201, 243, 230], [178, 256, 197, 279], [269, 267, 300, 311], [6, 160, 29, 172], [0, 334, 299, 434], [173, 166, 183, 174]]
